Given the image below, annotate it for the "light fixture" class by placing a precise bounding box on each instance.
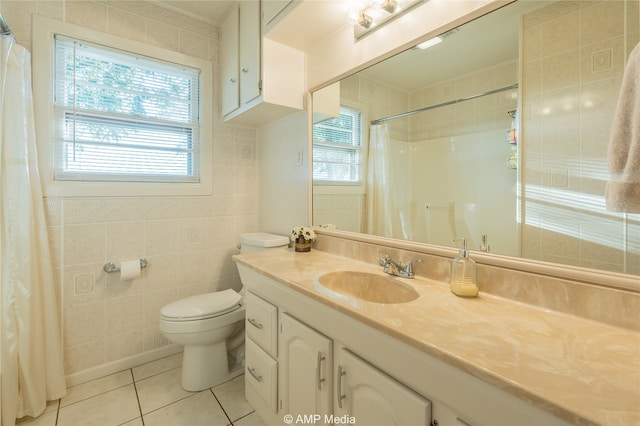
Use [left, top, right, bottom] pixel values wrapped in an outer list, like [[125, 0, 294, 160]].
[[415, 28, 458, 50], [416, 36, 443, 50], [354, 0, 424, 40], [380, 0, 398, 13], [358, 12, 373, 29]]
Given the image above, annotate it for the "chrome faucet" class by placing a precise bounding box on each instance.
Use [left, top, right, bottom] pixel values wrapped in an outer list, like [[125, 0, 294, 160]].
[[378, 254, 420, 278]]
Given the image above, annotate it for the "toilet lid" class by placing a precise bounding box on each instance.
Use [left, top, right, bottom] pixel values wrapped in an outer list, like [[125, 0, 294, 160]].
[[160, 289, 242, 321]]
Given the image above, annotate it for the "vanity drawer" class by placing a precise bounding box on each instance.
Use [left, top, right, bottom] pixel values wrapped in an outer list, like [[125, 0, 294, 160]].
[[245, 291, 278, 357], [245, 338, 278, 414]]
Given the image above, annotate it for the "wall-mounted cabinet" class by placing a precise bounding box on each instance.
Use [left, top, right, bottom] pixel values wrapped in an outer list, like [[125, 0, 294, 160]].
[[221, 2, 260, 117], [220, 1, 304, 127], [262, 0, 296, 31]]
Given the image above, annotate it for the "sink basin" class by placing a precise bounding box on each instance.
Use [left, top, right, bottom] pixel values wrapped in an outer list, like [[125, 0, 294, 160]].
[[314, 271, 419, 304]]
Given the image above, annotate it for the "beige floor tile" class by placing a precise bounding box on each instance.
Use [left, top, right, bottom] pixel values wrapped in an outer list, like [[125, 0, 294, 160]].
[[135, 367, 194, 414], [132, 352, 183, 382], [233, 411, 266, 426], [212, 375, 253, 422], [143, 391, 230, 426], [61, 370, 133, 407], [16, 410, 57, 426], [121, 417, 144, 426], [57, 384, 140, 426]]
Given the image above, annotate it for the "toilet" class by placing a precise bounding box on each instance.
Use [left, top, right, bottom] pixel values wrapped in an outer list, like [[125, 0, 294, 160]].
[[159, 232, 289, 391]]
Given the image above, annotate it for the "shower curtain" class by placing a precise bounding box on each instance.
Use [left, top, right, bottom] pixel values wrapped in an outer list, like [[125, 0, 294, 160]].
[[366, 124, 399, 238], [1, 34, 66, 425]]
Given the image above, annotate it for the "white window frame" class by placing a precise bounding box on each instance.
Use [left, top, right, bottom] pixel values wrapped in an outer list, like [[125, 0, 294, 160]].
[[32, 16, 213, 197], [312, 101, 368, 194]]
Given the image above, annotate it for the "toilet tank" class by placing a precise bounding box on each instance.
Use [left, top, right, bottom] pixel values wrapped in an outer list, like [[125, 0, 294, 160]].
[[239, 232, 289, 254]]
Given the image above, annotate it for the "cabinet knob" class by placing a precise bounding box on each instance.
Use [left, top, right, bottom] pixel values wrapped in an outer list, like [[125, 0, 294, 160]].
[[230, 77, 236, 83], [242, 68, 249, 73]]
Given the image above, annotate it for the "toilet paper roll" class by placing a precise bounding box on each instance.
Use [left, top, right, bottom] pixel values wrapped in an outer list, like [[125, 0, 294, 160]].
[[120, 259, 141, 281]]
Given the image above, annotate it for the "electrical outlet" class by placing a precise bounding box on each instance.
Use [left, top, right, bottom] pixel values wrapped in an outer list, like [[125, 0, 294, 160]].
[[74, 273, 94, 296]]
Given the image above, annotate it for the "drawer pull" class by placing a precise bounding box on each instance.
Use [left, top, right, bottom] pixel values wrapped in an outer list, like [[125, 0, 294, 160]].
[[337, 365, 346, 408], [317, 352, 326, 391], [247, 317, 263, 329], [248, 366, 263, 383]]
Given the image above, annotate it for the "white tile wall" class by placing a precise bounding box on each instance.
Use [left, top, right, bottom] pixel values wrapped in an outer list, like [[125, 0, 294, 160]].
[[1, 0, 258, 375]]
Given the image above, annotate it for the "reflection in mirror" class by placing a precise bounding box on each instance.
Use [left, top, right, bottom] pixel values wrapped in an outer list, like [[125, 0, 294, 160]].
[[312, 0, 640, 276]]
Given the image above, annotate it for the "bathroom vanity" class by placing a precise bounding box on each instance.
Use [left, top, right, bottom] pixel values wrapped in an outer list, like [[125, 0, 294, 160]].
[[233, 249, 640, 426]]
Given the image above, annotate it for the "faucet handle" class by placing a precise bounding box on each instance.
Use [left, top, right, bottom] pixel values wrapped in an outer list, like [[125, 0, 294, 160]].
[[403, 258, 423, 277], [378, 254, 391, 266]]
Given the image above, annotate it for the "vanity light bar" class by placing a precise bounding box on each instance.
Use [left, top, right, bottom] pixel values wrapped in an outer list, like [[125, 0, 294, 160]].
[[354, 0, 424, 40]]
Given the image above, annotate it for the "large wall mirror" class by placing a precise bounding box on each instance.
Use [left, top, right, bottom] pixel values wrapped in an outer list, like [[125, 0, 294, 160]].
[[312, 0, 639, 279]]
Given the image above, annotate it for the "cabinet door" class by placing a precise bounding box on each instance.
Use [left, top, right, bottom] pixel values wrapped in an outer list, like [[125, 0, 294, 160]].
[[246, 338, 278, 413], [246, 292, 278, 357], [220, 4, 239, 116], [280, 313, 332, 423], [335, 348, 431, 426], [239, 0, 260, 105], [262, 0, 294, 27]]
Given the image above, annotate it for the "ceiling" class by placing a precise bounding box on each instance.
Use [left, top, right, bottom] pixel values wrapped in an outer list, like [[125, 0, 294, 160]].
[[155, 0, 544, 92], [358, 1, 541, 91]]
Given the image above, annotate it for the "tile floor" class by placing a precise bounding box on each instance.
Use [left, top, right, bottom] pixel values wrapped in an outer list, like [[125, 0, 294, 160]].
[[16, 353, 265, 426]]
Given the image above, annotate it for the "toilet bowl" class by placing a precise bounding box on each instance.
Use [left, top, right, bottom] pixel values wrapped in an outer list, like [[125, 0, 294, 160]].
[[159, 289, 246, 391], [159, 232, 289, 391]]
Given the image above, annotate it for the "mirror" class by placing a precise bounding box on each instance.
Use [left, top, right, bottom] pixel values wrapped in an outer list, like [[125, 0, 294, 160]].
[[312, 0, 639, 277]]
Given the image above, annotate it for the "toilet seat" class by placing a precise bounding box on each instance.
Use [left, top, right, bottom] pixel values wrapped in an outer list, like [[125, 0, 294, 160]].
[[160, 289, 242, 321]]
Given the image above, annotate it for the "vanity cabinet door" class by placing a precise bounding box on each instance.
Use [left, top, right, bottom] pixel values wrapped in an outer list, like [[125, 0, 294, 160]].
[[246, 338, 278, 414], [246, 291, 278, 357], [335, 348, 432, 426], [279, 313, 333, 423]]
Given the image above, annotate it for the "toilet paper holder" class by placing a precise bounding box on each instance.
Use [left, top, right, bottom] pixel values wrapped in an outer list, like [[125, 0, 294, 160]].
[[103, 259, 148, 273]]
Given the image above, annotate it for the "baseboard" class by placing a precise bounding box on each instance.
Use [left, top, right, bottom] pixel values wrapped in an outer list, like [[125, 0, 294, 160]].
[[65, 344, 183, 387]]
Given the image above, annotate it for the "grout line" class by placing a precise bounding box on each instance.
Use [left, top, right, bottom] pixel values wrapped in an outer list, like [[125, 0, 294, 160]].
[[210, 389, 233, 425], [54, 399, 61, 426], [130, 368, 146, 425]]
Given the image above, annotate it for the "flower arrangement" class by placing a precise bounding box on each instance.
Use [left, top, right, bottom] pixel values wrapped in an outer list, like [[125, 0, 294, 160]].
[[290, 226, 316, 242]]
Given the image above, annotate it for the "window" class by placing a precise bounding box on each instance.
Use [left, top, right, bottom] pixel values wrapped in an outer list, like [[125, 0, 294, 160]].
[[312, 106, 363, 183], [53, 36, 200, 183], [34, 17, 212, 196]]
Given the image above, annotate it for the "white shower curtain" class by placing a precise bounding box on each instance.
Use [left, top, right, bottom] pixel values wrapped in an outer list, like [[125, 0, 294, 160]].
[[366, 124, 398, 238], [1, 35, 66, 425]]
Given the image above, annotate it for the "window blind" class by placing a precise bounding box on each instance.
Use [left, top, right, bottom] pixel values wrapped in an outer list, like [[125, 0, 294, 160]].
[[312, 107, 362, 182], [53, 35, 201, 182]]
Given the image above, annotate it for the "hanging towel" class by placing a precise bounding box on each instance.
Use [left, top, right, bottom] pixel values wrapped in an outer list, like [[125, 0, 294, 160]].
[[605, 42, 640, 213]]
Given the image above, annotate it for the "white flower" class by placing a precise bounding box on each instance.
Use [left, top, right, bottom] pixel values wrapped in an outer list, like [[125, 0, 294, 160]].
[[290, 226, 317, 242]]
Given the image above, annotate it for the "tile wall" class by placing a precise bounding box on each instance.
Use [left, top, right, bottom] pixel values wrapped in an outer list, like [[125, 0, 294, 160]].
[[521, 0, 640, 274], [1, 0, 257, 376]]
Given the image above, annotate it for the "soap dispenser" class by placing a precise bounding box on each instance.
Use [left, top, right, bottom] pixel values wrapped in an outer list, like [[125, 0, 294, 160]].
[[450, 238, 478, 297]]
